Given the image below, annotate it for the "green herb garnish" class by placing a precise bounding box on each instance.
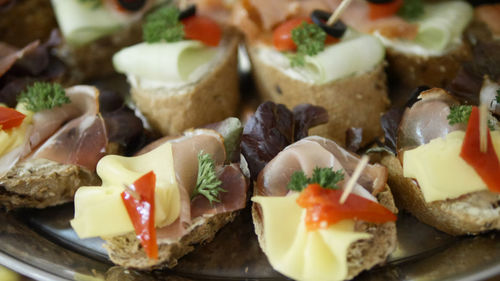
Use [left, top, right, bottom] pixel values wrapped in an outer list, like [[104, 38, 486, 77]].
[[398, 0, 424, 20], [287, 167, 344, 192], [496, 89, 500, 104], [77, 0, 101, 9], [17, 82, 70, 112], [192, 151, 226, 204], [447, 105, 495, 130], [143, 6, 184, 43], [289, 22, 326, 67]]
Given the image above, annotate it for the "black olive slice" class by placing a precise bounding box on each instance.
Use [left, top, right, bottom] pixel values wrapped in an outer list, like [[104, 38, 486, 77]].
[[117, 0, 146, 11], [310, 10, 347, 38], [179, 4, 196, 20], [366, 0, 395, 3]]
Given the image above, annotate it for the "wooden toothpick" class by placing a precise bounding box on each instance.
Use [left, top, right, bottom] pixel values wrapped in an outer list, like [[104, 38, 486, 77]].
[[327, 0, 354, 26], [480, 103, 488, 153], [339, 155, 369, 204]]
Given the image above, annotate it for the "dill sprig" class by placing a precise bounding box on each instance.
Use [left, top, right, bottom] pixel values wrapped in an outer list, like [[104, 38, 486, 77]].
[[192, 151, 226, 204]]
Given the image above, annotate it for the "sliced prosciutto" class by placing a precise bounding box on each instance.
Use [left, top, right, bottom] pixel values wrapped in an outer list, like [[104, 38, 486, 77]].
[[153, 129, 248, 242], [27, 86, 108, 171], [397, 88, 463, 152], [257, 136, 387, 200]]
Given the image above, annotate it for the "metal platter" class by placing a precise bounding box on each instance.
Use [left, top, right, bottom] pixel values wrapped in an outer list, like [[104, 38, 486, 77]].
[[1, 203, 500, 281]]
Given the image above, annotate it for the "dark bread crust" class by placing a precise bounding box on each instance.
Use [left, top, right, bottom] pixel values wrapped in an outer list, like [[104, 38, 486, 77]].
[[130, 29, 241, 136], [251, 184, 398, 280], [386, 41, 472, 92], [381, 154, 500, 236], [103, 211, 237, 270], [0, 158, 100, 210], [248, 47, 389, 147], [55, 21, 143, 83]]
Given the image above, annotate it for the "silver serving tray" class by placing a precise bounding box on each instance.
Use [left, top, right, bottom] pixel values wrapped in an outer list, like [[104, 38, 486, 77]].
[[1, 204, 500, 281]]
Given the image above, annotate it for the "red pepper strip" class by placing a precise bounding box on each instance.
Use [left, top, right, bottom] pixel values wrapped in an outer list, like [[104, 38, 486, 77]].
[[121, 171, 158, 259], [296, 184, 397, 231], [460, 106, 500, 193], [0, 107, 26, 130], [368, 0, 404, 20], [182, 15, 222, 47]]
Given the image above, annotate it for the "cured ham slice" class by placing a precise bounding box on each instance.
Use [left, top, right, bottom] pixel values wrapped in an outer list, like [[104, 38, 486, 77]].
[[155, 129, 247, 242], [257, 136, 386, 202], [397, 88, 463, 152], [28, 86, 108, 171], [0, 41, 39, 77]]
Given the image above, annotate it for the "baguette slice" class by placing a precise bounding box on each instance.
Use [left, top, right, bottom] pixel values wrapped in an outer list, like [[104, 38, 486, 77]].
[[386, 42, 472, 92], [104, 211, 237, 269], [0, 159, 99, 210], [381, 154, 500, 236], [248, 47, 389, 147], [55, 22, 143, 83], [131, 29, 241, 136], [252, 184, 397, 280]]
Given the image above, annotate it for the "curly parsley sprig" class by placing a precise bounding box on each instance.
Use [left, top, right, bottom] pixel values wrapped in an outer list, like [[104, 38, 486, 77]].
[[192, 151, 226, 204], [17, 82, 70, 112], [398, 0, 424, 20], [448, 105, 495, 130], [289, 22, 326, 67], [287, 167, 344, 192], [143, 6, 184, 43]]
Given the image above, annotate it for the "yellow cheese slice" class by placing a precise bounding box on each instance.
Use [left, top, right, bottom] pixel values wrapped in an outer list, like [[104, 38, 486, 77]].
[[403, 130, 500, 202], [252, 194, 371, 281], [0, 104, 32, 158], [71, 142, 180, 238]]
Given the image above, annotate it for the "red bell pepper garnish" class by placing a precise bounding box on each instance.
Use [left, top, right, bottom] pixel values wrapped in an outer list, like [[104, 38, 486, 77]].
[[296, 184, 396, 231], [121, 171, 158, 259], [182, 15, 222, 47], [272, 18, 339, 52], [0, 107, 26, 130], [368, 0, 404, 20], [460, 106, 500, 193]]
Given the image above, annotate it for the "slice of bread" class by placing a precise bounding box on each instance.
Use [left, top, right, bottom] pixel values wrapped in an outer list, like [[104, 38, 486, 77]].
[[386, 41, 472, 92], [55, 22, 143, 83], [130, 29, 241, 136], [381, 154, 500, 236], [252, 184, 398, 280], [0, 158, 100, 210], [103, 211, 237, 269], [248, 47, 389, 147]]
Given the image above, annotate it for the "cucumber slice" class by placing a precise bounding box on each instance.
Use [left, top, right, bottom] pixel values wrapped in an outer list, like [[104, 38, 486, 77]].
[[113, 41, 216, 83], [51, 0, 129, 46], [305, 34, 385, 84], [414, 1, 473, 51]]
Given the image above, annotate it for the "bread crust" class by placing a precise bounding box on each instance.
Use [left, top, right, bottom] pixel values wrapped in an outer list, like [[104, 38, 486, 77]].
[[103, 211, 237, 270], [381, 154, 500, 236], [55, 22, 143, 83], [0, 158, 100, 210], [131, 30, 241, 136], [248, 47, 389, 146], [386, 41, 472, 92], [251, 184, 398, 279]]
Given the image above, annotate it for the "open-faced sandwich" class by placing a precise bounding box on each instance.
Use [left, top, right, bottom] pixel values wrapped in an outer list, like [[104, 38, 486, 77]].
[[231, 1, 389, 146], [50, 0, 165, 82], [113, 4, 241, 136], [379, 83, 500, 235], [70, 118, 249, 269], [0, 82, 107, 210], [242, 102, 397, 280], [335, 0, 473, 91]]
